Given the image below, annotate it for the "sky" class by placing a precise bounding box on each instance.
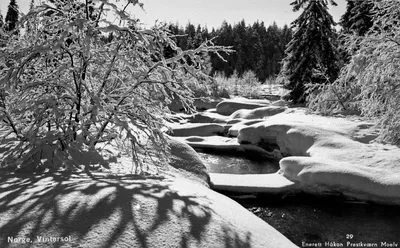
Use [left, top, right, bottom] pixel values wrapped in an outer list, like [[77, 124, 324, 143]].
[[0, 0, 347, 29]]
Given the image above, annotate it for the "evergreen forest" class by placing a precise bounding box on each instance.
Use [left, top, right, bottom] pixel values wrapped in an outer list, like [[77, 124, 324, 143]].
[[165, 20, 293, 82]]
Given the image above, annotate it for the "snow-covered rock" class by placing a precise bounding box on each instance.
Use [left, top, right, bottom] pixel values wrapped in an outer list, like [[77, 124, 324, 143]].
[[229, 106, 287, 120], [216, 99, 271, 116], [228, 119, 265, 137], [188, 112, 229, 124], [0, 172, 297, 248], [237, 109, 400, 204], [270, 99, 289, 107], [210, 172, 299, 193], [168, 137, 210, 186]]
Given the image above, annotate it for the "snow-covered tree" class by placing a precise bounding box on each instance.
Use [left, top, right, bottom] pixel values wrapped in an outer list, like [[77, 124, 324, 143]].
[[308, 0, 400, 145], [341, 0, 375, 36], [280, 0, 340, 104], [25, 0, 37, 35], [0, 0, 230, 172]]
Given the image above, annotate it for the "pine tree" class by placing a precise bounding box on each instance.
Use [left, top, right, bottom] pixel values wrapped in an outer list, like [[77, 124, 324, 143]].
[[5, 0, 19, 33], [341, 0, 374, 36], [280, 0, 340, 104]]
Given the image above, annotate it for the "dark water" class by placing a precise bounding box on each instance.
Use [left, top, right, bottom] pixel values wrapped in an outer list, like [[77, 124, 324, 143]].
[[198, 152, 400, 247], [197, 151, 279, 174], [234, 193, 400, 247]]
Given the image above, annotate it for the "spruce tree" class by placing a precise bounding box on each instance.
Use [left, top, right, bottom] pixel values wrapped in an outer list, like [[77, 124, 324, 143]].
[[340, 0, 374, 36], [185, 22, 196, 49], [310, 0, 400, 144], [280, 0, 340, 104], [232, 20, 247, 76], [5, 0, 19, 33], [265, 22, 281, 76], [0, 9, 6, 48], [251, 22, 267, 81], [0, 10, 4, 29], [193, 25, 203, 48]]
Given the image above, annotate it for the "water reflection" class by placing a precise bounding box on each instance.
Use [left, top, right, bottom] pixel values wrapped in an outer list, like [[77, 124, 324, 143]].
[[197, 151, 279, 174], [236, 193, 400, 246], [199, 151, 400, 245]]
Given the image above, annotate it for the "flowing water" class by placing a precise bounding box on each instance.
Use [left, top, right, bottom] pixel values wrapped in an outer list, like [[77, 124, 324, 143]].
[[199, 152, 400, 246], [197, 151, 279, 174], [237, 194, 400, 246]]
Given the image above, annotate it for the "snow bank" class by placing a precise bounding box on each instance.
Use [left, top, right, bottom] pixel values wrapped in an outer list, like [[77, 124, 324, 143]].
[[229, 106, 287, 119], [216, 99, 271, 115], [237, 110, 400, 204], [0, 172, 297, 248]]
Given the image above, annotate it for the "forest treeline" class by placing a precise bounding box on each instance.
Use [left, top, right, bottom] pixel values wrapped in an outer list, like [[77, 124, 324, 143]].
[[165, 21, 293, 82], [1, 0, 400, 175]]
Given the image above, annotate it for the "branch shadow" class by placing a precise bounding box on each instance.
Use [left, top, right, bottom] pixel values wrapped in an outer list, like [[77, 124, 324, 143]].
[[0, 138, 118, 173], [0, 171, 253, 248]]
